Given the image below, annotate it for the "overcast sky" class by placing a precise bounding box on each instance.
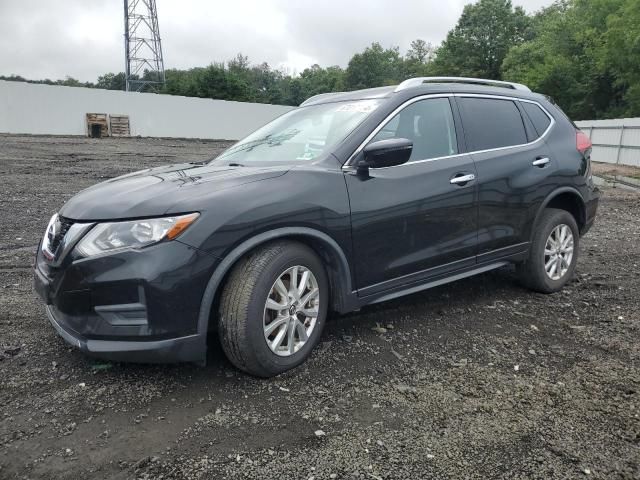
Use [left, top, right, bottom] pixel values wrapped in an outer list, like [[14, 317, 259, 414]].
[[0, 0, 553, 82]]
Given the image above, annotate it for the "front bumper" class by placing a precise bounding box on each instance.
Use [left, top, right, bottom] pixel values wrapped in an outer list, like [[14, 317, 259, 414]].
[[45, 304, 205, 363], [34, 239, 219, 364]]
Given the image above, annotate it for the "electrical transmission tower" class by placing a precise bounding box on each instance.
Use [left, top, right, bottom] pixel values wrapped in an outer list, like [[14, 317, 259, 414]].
[[124, 0, 166, 92]]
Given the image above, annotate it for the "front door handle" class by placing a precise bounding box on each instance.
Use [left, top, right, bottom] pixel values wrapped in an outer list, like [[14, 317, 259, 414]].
[[450, 173, 476, 185], [532, 157, 550, 167]]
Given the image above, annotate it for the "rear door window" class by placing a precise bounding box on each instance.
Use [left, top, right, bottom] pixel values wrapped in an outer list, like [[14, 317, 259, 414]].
[[521, 102, 552, 138], [457, 97, 527, 151]]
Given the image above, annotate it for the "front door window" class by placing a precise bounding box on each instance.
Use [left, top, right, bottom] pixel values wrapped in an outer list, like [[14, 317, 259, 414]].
[[371, 97, 458, 162]]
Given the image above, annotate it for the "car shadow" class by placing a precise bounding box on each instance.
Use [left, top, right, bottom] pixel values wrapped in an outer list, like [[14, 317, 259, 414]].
[[75, 265, 528, 380]]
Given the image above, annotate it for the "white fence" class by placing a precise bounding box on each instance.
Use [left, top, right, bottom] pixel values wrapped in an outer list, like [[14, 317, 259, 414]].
[[0, 80, 294, 140], [575, 118, 640, 167], [3, 80, 637, 165]]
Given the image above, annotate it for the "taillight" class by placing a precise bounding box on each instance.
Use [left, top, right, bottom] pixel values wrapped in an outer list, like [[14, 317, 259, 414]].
[[576, 130, 592, 155]]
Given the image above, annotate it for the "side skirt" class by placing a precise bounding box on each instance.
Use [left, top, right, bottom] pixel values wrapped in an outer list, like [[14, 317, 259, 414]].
[[352, 243, 529, 309], [362, 261, 509, 306]]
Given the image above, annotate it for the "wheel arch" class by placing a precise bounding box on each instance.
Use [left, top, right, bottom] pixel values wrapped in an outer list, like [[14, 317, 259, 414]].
[[532, 187, 587, 239], [196, 227, 357, 341]]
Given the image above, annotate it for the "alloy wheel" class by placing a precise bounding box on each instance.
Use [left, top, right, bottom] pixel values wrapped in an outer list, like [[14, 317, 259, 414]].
[[544, 224, 574, 280], [263, 265, 320, 356]]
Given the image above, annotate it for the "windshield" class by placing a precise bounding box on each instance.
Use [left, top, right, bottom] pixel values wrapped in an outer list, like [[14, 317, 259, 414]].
[[210, 99, 382, 166]]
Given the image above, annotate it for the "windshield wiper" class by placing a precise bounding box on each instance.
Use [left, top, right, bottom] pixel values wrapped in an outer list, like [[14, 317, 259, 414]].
[[227, 162, 245, 167]]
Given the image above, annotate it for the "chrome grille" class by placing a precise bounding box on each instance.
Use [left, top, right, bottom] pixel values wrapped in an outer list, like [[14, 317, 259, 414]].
[[41, 215, 95, 266], [49, 216, 74, 254], [42, 214, 74, 261]]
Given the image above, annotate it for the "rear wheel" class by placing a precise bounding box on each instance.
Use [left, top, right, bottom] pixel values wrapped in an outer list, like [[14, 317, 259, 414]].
[[518, 208, 579, 293], [218, 241, 328, 377]]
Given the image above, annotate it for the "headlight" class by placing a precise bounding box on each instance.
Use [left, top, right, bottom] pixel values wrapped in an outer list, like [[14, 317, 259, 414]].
[[74, 213, 199, 257]]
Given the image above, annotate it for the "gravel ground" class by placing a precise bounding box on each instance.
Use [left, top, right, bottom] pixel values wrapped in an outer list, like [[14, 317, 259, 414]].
[[592, 162, 640, 180], [0, 134, 639, 480]]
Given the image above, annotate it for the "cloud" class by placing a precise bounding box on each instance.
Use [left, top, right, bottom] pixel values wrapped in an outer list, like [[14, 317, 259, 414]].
[[0, 0, 554, 81]]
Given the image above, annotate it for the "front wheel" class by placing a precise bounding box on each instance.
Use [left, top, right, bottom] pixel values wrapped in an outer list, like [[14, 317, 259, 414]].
[[517, 208, 580, 293], [218, 241, 328, 377]]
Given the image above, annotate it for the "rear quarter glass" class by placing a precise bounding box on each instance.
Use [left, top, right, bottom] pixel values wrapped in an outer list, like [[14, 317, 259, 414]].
[[521, 102, 552, 137]]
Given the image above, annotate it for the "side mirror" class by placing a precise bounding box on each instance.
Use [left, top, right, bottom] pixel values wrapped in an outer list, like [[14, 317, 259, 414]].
[[358, 138, 413, 173]]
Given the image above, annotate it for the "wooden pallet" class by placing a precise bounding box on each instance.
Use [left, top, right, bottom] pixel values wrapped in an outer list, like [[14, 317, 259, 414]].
[[109, 114, 131, 137], [86, 113, 109, 138]]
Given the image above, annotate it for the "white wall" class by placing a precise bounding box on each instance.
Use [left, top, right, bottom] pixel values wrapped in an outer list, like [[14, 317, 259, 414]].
[[0, 80, 294, 140], [575, 118, 640, 167]]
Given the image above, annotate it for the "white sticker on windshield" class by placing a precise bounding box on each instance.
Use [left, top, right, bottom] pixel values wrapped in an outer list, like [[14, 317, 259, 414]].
[[336, 101, 380, 113]]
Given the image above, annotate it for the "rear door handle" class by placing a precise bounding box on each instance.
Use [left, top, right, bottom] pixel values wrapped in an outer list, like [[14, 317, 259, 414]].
[[532, 157, 550, 167], [450, 173, 476, 185]]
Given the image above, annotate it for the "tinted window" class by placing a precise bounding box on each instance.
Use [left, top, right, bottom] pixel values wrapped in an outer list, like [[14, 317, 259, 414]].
[[522, 102, 552, 138], [371, 98, 458, 161], [458, 98, 527, 151]]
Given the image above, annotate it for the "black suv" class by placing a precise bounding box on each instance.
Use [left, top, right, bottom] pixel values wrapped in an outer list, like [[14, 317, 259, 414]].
[[34, 77, 599, 377]]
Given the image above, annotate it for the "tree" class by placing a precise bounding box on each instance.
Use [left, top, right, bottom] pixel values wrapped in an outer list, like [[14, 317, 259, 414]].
[[502, 0, 631, 119], [404, 39, 435, 77], [196, 63, 252, 101], [600, 0, 640, 116], [163, 68, 199, 96], [298, 64, 345, 97], [344, 43, 404, 90], [96, 72, 126, 90], [406, 39, 435, 64], [430, 0, 530, 79], [247, 62, 283, 104], [3, 0, 638, 117], [227, 53, 250, 73], [55, 76, 81, 87], [0, 74, 28, 83], [280, 77, 305, 106]]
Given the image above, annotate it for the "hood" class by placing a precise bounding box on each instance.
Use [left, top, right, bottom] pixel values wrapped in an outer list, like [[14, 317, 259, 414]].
[[58, 162, 288, 221]]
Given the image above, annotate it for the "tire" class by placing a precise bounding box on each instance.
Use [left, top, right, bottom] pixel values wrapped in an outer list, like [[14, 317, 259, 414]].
[[517, 208, 580, 293], [218, 241, 329, 377]]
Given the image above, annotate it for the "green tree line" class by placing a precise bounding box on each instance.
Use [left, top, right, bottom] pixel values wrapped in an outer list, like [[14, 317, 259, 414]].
[[2, 0, 638, 120]]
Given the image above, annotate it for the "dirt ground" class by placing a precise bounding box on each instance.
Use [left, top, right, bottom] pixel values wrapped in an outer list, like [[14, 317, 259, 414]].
[[1, 134, 639, 480], [592, 161, 640, 180]]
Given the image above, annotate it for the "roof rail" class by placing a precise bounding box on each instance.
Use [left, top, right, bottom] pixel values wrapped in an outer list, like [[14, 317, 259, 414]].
[[395, 77, 531, 92], [300, 91, 345, 107]]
